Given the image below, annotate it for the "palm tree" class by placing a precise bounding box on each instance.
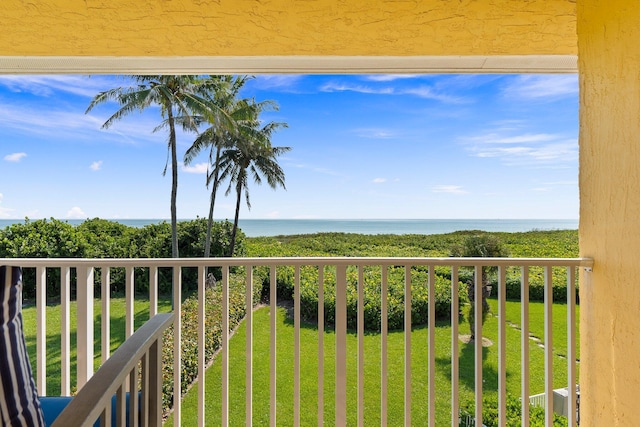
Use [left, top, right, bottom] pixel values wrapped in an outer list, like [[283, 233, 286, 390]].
[[452, 234, 509, 340], [184, 76, 265, 257], [86, 75, 229, 258], [217, 104, 290, 256]]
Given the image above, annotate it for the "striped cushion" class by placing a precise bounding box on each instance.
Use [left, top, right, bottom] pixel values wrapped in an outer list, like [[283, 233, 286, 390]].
[[0, 266, 45, 426]]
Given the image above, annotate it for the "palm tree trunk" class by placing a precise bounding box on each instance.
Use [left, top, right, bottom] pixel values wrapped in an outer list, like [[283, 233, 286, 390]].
[[228, 181, 243, 257], [168, 107, 179, 258], [204, 146, 222, 258]]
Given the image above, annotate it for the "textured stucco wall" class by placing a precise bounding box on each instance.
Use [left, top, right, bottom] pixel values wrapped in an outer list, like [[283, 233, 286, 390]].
[[578, 1, 640, 425], [1, 0, 576, 56]]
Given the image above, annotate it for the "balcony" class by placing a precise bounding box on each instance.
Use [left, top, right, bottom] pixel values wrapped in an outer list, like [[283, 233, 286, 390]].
[[12, 256, 592, 426]]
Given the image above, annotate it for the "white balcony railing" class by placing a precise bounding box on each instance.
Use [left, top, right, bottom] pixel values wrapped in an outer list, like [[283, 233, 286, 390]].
[[9, 257, 593, 427]]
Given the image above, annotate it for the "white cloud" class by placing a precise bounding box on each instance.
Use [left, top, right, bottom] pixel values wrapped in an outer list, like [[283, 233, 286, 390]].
[[320, 82, 394, 95], [251, 75, 304, 91], [364, 74, 420, 82], [90, 160, 103, 171], [0, 100, 162, 145], [502, 75, 578, 100], [353, 128, 396, 139], [467, 133, 558, 145], [462, 129, 578, 167], [0, 75, 121, 98], [473, 140, 577, 165], [372, 178, 387, 183], [66, 207, 86, 219], [266, 211, 280, 218], [4, 152, 27, 162], [319, 81, 465, 103], [432, 185, 467, 194], [182, 162, 208, 174]]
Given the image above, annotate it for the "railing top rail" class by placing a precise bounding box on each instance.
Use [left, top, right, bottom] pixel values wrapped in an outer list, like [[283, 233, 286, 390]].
[[1, 256, 594, 268]]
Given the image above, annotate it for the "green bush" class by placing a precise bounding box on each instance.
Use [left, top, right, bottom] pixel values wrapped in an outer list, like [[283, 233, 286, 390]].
[[256, 265, 468, 331], [502, 272, 579, 304], [460, 393, 569, 427], [0, 218, 244, 299], [160, 269, 262, 414]]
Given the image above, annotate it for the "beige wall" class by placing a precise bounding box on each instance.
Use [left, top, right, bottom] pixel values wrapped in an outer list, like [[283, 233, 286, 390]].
[[578, 1, 640, 425], [1, 0, 576, 56]]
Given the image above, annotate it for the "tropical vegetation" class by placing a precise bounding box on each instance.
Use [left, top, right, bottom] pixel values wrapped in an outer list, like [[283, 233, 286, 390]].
[[11, 223, 578, 420], [85, 75, 289, 259]]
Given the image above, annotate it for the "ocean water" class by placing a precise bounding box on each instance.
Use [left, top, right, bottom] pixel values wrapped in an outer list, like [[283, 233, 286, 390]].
[[0, 218, 578, 238]]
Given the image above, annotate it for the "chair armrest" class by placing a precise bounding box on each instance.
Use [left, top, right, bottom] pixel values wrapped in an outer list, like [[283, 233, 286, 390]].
[[50, 313, 173, 427]]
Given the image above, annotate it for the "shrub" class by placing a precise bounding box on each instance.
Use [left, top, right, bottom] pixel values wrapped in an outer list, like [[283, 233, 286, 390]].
[[502, 271, 579, 304], [160, 269, 262, 414], [0, 218, 245, 299], [460, 393, 569, 427], [258, 265, 468, 331]]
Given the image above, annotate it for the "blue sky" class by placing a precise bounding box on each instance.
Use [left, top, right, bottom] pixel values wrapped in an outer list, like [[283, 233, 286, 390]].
[[0, 74, 578, 220]]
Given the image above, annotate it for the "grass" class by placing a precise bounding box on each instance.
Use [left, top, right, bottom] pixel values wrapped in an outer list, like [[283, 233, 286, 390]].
[[487, 297, 580, 360], [21, 296, 578, 424], [22, 297, 172, 395], [172, 302, 577, 426]]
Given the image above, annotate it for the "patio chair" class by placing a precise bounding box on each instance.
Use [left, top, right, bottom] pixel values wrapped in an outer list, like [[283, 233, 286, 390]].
[[0, 265, 173, 427]]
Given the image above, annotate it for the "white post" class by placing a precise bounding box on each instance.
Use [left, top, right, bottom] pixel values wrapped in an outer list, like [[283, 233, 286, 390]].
[[36, 266, 46, 395], [76, 265, 94, 390]]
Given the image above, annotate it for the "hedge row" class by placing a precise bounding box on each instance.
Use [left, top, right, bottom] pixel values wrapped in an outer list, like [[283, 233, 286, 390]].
[[0, 217, 244, 299], [160, 269, 262, 414], [256, 265, 469, 332], [460, 393, 569, 426]]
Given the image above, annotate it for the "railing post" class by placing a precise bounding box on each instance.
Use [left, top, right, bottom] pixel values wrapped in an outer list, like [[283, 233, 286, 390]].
[[381, 265, 388, 425], [357, 265, 365, 427], [61, 267, 71, 396], [404, 264, 412, 426], [125, 266, 134, 339], [498, 265, 507, 427], [567, 266, 577, 427], [335, 264, 347, 426], [474, 265, 483, 425], [76, 265, 94, 390], [36, 266, 46, 395], [521, 266, 530, 427], [451, 267, 459, 427], [270, 265, 278, 427], [101, 267, 111, 364], [172, 266, 182, 427], [149, 338, 162, 427], [198, 265, 206, 427], [317, 265, 324, 427], [293, 265, 300, 427], [222, 266, 229, 427], [428, 265, 436, 427], [246, 265, 254, 426], [544, 266, 554, 427]]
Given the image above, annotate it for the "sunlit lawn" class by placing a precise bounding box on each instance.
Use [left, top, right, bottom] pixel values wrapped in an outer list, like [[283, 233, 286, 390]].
[[22, 296, 578, 424], [173, 301, 579, 426]]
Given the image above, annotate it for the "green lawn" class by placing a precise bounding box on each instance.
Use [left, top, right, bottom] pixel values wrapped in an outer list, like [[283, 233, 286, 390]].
[[487, 297, 580, 360], [22, 297, 578, 424], [22, 297, 172, 395], [172, 303, 577, 426]]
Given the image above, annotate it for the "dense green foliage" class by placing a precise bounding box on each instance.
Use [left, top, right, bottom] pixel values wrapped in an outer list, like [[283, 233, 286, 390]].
[[246, 230, 579, 331], [460, 394, 569, 426], [161, 271, 261, 414], [0, 218, 245, 298]]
